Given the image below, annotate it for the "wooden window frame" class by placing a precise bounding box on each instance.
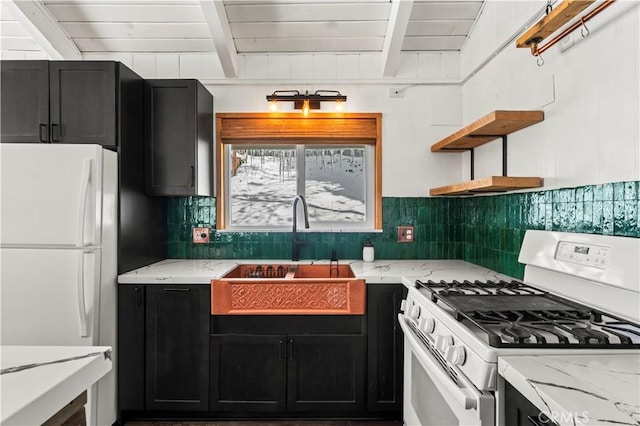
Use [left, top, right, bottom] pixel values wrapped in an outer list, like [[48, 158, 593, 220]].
[[216, 112, 382, 230]]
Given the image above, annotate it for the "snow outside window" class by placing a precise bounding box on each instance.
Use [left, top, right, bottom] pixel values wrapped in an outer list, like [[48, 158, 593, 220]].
[[225, 144, 374, 231]]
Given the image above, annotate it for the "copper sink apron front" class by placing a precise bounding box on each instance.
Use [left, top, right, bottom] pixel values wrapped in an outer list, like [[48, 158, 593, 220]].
[[211, 267, 365, 315]]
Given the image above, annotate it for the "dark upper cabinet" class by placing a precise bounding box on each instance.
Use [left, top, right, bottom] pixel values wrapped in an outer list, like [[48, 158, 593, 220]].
[[144, 79, 213, 196], [145, 285, 210, 411], [367, 284, 405, 413], [49, 61, 117, 146], [1, 60, 120, 148], [0, 61, 49, 143]]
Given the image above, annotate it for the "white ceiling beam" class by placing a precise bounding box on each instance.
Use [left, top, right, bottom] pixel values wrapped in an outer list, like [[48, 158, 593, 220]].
[[381, 0, 414, 77], [200, 0, 238, 78], [6, 0, 81, 59]]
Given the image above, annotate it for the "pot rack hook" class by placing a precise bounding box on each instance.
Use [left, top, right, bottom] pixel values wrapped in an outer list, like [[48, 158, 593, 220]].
[[546, 0, 553, 15], [580, 18, 590, 38], [536, 52, 544, 67]]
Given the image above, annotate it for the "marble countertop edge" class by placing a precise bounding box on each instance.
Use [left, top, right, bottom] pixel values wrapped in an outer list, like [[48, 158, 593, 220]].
[[117, 258, 508, 285], [499, 355, 640, 426], [1, 346, 112, 425]]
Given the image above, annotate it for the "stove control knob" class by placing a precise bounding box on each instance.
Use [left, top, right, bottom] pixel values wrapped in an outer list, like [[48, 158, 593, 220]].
[[445, 345, 467, 366], [400, 300, 407, 313], [410, 304, 421, 320], [435, 335, 454, 353], [421, 317, 436, 334]]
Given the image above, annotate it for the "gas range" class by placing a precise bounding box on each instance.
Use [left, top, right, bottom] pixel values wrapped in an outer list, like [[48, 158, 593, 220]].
[[400, 230, 640, 393]]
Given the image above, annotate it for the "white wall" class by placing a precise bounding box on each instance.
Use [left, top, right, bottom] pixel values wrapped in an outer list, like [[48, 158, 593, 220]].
[[461, 0, 640, 188]]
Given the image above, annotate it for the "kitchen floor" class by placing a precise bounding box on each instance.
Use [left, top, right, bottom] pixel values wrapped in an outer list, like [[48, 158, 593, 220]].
[[126, 421, 401, 425]]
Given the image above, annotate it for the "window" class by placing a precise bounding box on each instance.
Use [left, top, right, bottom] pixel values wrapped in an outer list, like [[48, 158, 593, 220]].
[[216, 113, 382, 231], [226, 145, 374, 230]]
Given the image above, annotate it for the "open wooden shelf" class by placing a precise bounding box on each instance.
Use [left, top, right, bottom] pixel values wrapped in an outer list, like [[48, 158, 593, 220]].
[[516, 0, 596, 49], [430, 176, 544, 196], [431, 110, 544, 152]]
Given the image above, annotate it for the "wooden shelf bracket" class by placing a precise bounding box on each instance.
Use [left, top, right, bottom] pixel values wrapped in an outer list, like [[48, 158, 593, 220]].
[[467, 135, 508, 181]]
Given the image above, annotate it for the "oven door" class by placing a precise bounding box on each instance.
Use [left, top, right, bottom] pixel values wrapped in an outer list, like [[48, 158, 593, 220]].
[[399, 315, 494, 426]]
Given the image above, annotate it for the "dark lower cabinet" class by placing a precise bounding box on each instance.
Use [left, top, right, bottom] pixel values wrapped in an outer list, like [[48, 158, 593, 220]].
[[118, 284, 210, 417], [367, 284, 405, 412], [118, 285, 146, 412], [119, 284, 404, 421], [210, 333, 365, 414], [504, 382, 558, 426], [287, 334, 365, 412], [210, 334, 287, 412], [145, 285, 210, 411]]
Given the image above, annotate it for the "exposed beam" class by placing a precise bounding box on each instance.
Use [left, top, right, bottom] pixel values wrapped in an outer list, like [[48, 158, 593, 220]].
[[6, 0, 81, 59], [381, 0, 413, 77], [200, 0, 238, 78]]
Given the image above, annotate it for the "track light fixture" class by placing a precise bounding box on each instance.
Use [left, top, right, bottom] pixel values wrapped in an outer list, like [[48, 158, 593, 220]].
[[266, 90, 347, 114]]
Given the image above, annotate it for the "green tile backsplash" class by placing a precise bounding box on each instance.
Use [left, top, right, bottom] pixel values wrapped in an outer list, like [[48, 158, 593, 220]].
[[166, 181, 639, 280], [166, 196, 460, 261]]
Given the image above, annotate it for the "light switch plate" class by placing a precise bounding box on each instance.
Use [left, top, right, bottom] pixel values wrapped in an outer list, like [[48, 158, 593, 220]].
[[398, 226, 414, 243], [193, 227, 210, 244]]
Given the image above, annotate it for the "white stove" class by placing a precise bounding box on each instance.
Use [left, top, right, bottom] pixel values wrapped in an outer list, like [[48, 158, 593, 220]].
[[398, 230, 640, 426]]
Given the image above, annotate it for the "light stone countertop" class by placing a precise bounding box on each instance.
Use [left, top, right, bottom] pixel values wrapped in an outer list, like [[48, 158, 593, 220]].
[[117, 258, 511, 285], [1, 345, 112, 425], [499, 355, 640, 426]]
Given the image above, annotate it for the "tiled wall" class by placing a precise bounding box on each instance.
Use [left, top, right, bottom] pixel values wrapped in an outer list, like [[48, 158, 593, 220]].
[[166, 197, 459, 261], [457, 181, 640, 279], [167, 181, 639, 280]]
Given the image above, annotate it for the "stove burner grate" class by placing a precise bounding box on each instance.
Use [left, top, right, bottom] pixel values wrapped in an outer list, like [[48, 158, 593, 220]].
[[415, 279, 640, 348]]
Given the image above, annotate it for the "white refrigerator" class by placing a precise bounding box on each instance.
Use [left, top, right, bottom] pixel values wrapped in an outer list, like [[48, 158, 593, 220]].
[[1, 144, 118, 426]]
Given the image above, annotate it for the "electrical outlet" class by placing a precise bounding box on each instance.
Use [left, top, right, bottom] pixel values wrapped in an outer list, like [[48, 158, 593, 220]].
[[389, 88, 405, 98], [398, 226, 414, 243], [193, 227, 210, 244]]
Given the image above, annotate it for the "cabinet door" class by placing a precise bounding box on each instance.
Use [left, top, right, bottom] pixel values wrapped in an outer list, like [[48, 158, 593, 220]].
[[210, 334, 287, 412], [145, 80, 196, 195], [504, 382, 558, 426], [367, 284, 405, 412], [0, 61, 49, 142], [117, 285, 145, 412], [49, 61, 117, 147], [145, 285, 210, 411], [287, 334, 365, 412]]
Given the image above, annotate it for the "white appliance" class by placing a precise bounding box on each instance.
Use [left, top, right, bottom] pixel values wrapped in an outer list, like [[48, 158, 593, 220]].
[[399, 230, 640, 426], [0, 144, 118, 426]]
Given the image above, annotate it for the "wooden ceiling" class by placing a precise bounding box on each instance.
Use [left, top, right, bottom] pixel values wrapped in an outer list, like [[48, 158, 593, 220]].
[[1, 0, 484, 77]]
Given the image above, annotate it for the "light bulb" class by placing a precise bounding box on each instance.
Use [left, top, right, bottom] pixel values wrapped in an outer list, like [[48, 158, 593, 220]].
[[335, 100, 343, 112], [302, 99, 310, 116], [269, 100, 278, 111]]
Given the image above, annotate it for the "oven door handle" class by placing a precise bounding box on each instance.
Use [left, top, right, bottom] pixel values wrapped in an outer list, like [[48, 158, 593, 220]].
[[399, 314, 478, 410]]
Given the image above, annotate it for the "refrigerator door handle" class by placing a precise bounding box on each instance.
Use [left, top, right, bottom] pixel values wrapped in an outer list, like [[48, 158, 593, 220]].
[[76, 159, 92, 247], [77, 251, 88, 337]]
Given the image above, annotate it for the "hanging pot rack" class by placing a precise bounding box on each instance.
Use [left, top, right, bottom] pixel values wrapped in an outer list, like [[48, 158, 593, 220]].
[[516, 0, 616, 63]]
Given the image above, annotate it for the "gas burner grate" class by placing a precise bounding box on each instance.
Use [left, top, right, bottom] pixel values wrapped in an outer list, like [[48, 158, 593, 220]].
[[414, 278, 640, 348]]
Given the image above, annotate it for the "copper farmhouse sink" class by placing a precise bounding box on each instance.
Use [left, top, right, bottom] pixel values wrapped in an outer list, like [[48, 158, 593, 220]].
[[211, 264, 365, 315]]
